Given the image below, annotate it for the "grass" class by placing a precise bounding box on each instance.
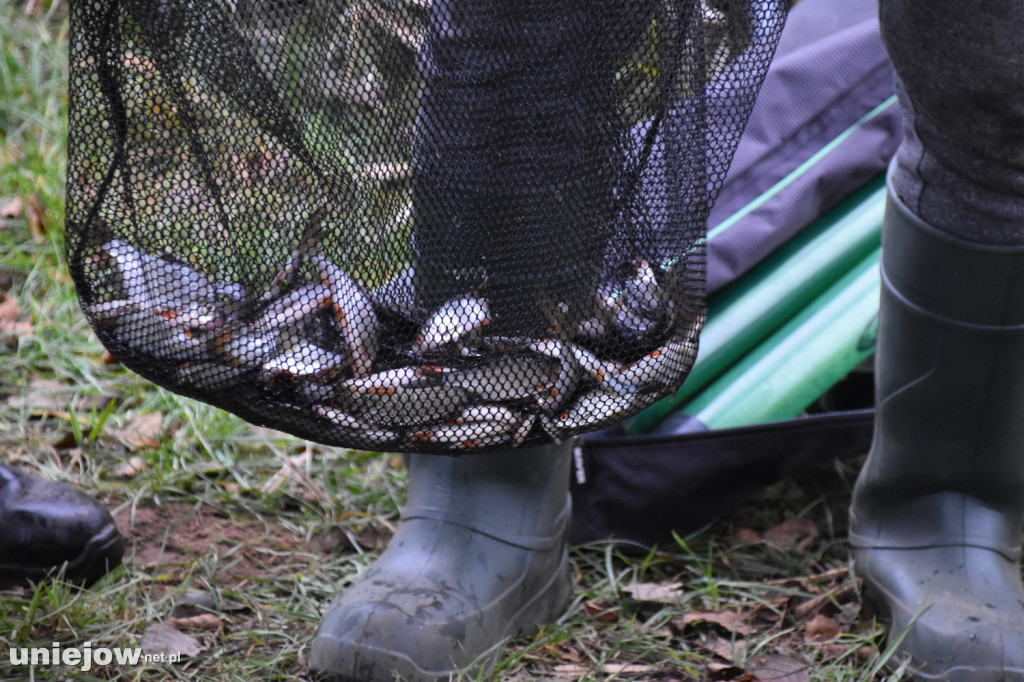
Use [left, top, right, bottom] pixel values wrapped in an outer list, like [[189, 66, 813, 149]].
[[0, 2, 904, 680]]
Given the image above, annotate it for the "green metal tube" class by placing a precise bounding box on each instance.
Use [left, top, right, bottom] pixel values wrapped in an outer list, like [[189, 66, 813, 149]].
[[622, 177, 885, 434], [678, 248, 880, 429]]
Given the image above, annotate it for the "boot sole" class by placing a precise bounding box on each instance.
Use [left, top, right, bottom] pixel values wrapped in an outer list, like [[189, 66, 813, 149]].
[[0, 522, 124, 588], [310, 545, 573, 682]]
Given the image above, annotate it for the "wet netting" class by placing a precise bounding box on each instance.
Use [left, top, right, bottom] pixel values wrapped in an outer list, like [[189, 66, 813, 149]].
[[66, 0, 785, 453]]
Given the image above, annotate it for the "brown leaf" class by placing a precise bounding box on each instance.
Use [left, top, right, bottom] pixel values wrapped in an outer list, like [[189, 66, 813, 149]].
[[0, 293, 31, 345], [316, 525, 386, 554], [114, 456, 147, 477], [0, 196, 23, 219], [695, 632, 747, 663], [763, 518, 817, 550], [140, 623, 204, 658], [744, 654, 810, 682], [583, 600, 619, 623], [168, 613, 223, 632], [733, 528, 762, 544], [111, 412, 164, 451], [1, 294, 21, 324], [25, 194, 48, 240], [623, 580, 683, 604], [793, 576, 857, 620], [681, 610, 754, 636], [804, 614, 841, 643], [171, 590, 248, 619]]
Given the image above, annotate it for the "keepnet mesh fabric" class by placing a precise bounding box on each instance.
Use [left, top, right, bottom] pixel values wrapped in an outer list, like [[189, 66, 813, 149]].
[[66, 0, 784, 453]]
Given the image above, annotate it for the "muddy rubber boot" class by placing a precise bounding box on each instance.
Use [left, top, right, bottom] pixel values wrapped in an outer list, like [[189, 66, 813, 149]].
[[308, 439, 574, 682], [849, 180, 1024, 681]]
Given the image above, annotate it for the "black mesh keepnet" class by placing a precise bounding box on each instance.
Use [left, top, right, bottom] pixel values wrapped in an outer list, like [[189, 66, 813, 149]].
[[66, 0, 784, 453]]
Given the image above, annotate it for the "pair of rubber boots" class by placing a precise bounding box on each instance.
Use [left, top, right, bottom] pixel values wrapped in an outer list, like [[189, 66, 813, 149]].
[[309, 181, 1024, 681]]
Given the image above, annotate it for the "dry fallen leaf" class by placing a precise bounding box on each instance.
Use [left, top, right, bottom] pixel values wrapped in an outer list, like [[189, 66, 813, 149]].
[[171, 590, 248, 619], [695, 632, 747, 663], [111, 412, 164, 451], [583, 600, 620, 623], [25, 194, 48, 241], [114, 456, 147, 477], [623, 580, 683, 605], [744, 654, 810, 682], [140, 623, 204, 658], [261, 447, 331, 503], [0, 196, 24, 219], [316, 525, 386, 554], [168, 613, 223, 632], [681, 609, 754, 636], [0, 294, 19, 323], [52, 431, 80, 450], [0, 293, 32, 345], [733, 527, 762, 544], [764, 518, 818, 550], [804, 613, 841, 643]]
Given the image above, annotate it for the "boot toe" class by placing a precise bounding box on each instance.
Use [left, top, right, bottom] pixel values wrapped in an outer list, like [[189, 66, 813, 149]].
[[309, 576, 503, 682], [856, 545, 1024, 680], [0, 466, 124, 587]]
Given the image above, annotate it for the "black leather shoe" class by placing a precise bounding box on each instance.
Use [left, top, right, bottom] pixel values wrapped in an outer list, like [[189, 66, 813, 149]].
[[0, 465, 124, 587]]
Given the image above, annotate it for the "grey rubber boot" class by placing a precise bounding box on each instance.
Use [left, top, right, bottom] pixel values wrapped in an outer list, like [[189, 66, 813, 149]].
[[849, 179, 1024, 681], [308, 439, 574, 682]]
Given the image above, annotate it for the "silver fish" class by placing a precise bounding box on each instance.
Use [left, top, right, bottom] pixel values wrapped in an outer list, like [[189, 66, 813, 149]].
[[94, 302, 206, 360], [100, 239, 218, 309], [209, 323, 281, 366], [261, 250, 306, 304], [174, 360, 251, 392], [622, 259, 663, 317], [449, 404, 518, 426], [573, 315, 611, 343], [312, 254, 380, 379], [611, 336, 699, 391], [543, 389, 658, 439], [261, 342, 348, 378], [87, 299, 138, 323], [215, 282, 249, 303], [340, 366, 438, 395], [313, 404, 402, 447], [445, 356, 555, 403], [287, 377, 342, 404], [254, 282, 332, 333], [155, 301, 225, 332], [512, 413, 537, 445], [526, 338, 581, 414], [414, 296, 490, 354], [337, 382, 471, 426], [409, 404, 518, 448], [569, 343, 631, 395]]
